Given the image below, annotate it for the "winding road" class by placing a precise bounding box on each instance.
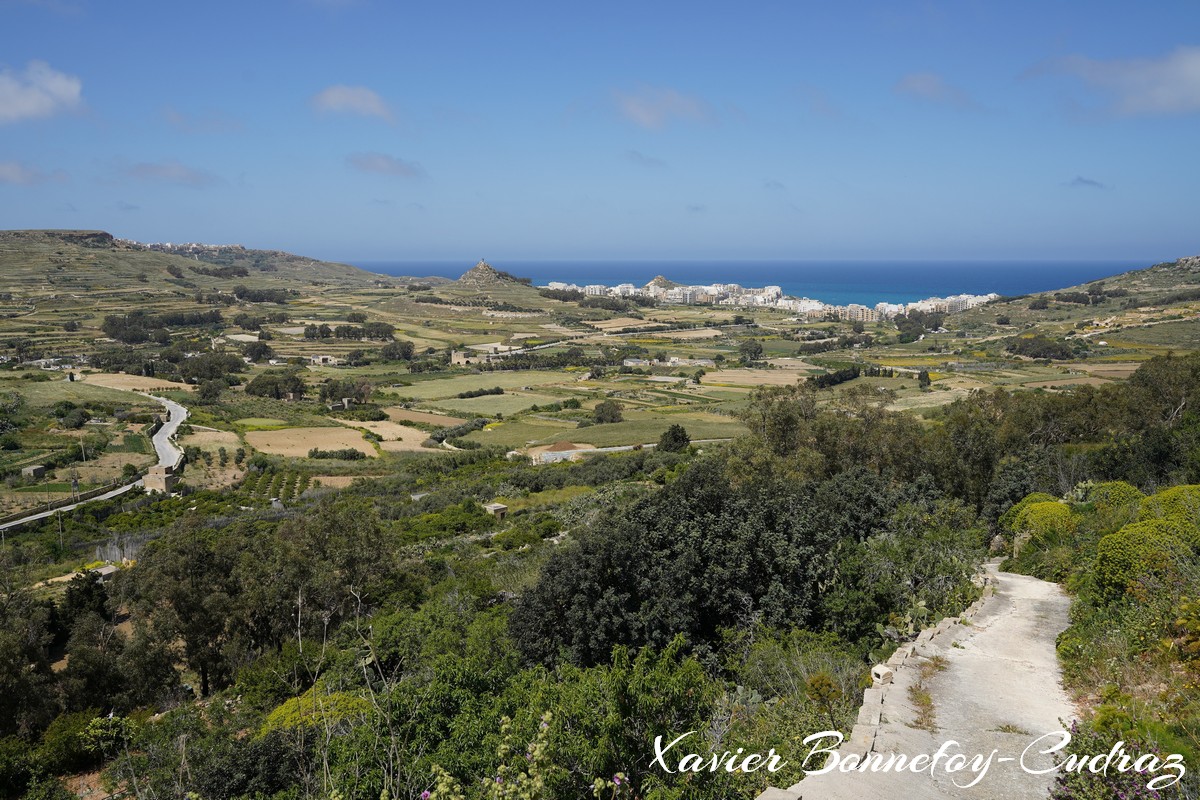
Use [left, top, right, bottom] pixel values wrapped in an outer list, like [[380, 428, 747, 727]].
[[0, 392, 188, 533]]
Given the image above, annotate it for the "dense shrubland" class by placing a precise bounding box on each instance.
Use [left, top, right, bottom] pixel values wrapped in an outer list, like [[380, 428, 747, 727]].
[[5, 352, 1200, 798], [1004, 480, 1200, 797]]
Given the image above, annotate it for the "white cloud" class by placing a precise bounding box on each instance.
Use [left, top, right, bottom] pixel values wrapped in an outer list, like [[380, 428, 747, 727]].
[[0, 160, 65, 185], [894, 71, 977, 110], [311, 84, 392, 120], [613, 86, 710, 130], [346, 152, 423, 178], [1054, 46, 1200, 115], [0, 60, 82, 124], [122, 160, 219, 187]]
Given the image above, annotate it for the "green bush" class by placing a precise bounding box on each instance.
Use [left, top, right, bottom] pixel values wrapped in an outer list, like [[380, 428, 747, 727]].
[[1139, 484, 1200, 525], [492, 527, 540, 550], [1087, 481, 1145, 514], [1016, 501, 1075, 540], [260, 684, 370, 736], [1137, 485, 1200, 548], [35, 709, 99, 774], [0, 736, 33, 799], [1000, 492, 1057, 531], [1094, 521, 1192, 599]]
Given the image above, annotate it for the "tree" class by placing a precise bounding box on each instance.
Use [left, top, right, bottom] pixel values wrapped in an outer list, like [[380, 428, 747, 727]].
[[197, 380, 224, 404], [61, 572, 111, 629], [593, 399, 623, 424], [179, 353, 245, 383], [243, 341, 275, 363], [509, 455, 843, 667], [918, 370, 931, 389], [130, 523, 241, 696], [657, 424, 690, 453], [380, 340, 416, 361], [245, 370, 306, 400], [319, 378, 373, 405], [738, 339, 764, 363]]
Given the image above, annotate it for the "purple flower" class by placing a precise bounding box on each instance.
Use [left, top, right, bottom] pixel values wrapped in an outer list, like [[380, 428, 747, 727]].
[[613, 775, 622, 785], [420, 793, 430, 800]]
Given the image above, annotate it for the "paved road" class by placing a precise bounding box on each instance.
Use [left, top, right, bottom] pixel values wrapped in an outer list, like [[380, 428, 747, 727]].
[[143, 392, 188, 468], [762, 564, 1076, 800], [0, 392, 187, 532]]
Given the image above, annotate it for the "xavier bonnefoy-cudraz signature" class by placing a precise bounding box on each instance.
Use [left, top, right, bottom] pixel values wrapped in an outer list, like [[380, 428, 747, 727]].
[[649, 729, 1187, 790]]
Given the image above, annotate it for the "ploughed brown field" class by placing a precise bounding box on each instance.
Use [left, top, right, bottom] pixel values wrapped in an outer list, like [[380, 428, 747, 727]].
[[383, 407, 467, 427], [245, 427, 376, 458], [81, 373, 194, 393]]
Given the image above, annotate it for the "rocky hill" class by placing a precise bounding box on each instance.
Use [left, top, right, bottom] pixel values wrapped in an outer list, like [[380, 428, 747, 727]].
[[456, 259, 531, 288], [644, 275, 681, 291]]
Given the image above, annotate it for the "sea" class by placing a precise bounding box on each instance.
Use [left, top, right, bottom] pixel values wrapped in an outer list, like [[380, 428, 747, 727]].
[[348, 259, 1142, 308]]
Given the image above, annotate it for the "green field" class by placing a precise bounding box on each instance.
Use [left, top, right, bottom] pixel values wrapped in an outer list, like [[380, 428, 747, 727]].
[[0, 375, 151, 407], [428, 392, 563, 416], [465, 410, 746, 448], [385, 371, 573, 400], [234, 417, 289, 428], [1104, 319, 1200, 348], [15, 482, 99, 493]]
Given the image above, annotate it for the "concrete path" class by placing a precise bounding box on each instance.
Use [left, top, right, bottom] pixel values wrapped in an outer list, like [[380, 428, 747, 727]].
[[763, 564, 1077, 800], [142, 392, 188, 469], [0, 392, 187, 532]]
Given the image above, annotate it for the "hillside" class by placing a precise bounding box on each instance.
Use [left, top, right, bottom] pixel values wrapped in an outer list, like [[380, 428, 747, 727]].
[[0, 230, 404, 297], [435, 259, 548, 305], [954, 254, 1200, 349]]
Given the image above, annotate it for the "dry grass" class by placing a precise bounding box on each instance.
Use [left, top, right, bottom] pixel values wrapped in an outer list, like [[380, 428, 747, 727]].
[[764, 358, 822, 370], [309, 475, 366, 488], [245, 427, 376, 458], [585, 317, 654, 331], [645, 327, 725, 339], [919, 654, 950, 680], [181, 429, 241, 450], [700, 369, 809, 387], [907, 656, 949, 732], [384, 407, 467, 427], [1059, 361, 1141, 378], [1024, 376, 1113, 389], [334, 419, 430, 452], [907, 683, 937, 732], [81, 372, 194, 393], [379, 436, 435, 453]]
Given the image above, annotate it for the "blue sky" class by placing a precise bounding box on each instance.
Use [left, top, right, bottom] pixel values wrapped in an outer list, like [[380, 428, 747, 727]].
[[2, 0, 1199, 263]]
